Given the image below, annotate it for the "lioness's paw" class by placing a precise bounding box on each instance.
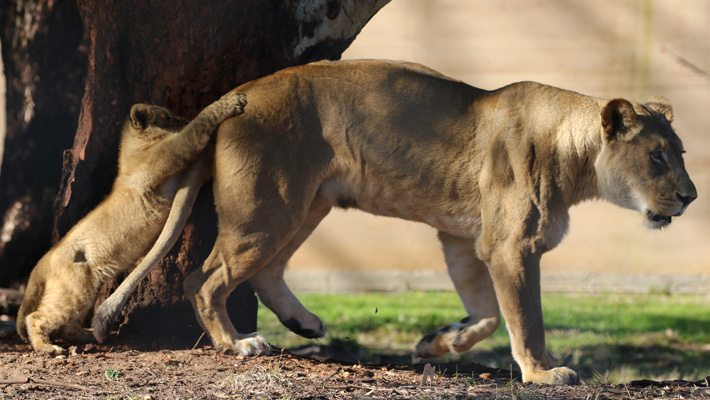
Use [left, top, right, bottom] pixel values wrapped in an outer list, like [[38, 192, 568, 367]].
[[218, 334, 271, 357], [414, 329, 451, 359], [524, 367, 579, 385], [281, 315, 327, 339]]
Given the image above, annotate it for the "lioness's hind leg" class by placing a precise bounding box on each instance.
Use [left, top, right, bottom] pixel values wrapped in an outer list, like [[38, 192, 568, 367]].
[[249, 195, 331, 339], [189, 117, 329, 355], [184, 206, 310, 355], [184, 236, 273, 356], [416, 232, 500, 359]]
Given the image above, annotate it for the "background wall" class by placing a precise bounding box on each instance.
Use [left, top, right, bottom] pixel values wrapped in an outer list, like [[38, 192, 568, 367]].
[[288, 0, 710, 283]]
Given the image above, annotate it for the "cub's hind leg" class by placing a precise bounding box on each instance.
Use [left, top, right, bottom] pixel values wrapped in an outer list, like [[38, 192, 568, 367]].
[[416, 231, 500, 359], [25, 280, 96, 355], [248, 195, 331, 339]]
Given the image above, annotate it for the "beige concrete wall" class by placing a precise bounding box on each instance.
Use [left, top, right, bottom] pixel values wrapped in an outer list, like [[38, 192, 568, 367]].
[[290, 0, 710, 276]]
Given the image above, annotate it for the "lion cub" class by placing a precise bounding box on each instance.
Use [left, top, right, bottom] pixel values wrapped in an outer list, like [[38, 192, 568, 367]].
[[16, 91, 246, 355]]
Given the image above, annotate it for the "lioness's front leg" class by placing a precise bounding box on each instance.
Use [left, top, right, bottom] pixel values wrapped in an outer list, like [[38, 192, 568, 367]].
[[480, 239, 578, 385], [416, 232, 500, 358]]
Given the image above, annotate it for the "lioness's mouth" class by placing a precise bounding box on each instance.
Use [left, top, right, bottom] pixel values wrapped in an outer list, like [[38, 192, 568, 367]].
[[646, 210, 672, 225]]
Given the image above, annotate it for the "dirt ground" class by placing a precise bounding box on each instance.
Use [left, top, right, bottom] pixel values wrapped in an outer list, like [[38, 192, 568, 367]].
[[1, 334, 708, 400]]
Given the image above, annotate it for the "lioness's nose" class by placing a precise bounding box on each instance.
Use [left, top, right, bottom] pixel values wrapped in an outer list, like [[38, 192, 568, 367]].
[[676, 192, 697, 207]]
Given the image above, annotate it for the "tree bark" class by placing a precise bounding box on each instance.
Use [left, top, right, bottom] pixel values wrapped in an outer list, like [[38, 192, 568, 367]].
[[0, 0, 87, 286], [26, 0, 388, 347]]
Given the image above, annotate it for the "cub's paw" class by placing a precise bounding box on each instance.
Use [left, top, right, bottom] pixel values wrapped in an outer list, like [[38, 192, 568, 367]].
[[33, 342, 67, 356], [524, 367, 579, 385], [60, 326, 95, 344], [217, 91, 247, 118]]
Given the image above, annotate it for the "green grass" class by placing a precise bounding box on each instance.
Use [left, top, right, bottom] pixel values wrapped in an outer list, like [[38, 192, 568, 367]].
[[257, 292, 710, 383]]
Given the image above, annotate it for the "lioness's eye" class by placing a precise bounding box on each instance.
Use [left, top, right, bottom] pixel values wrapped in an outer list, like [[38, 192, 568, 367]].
[[650, 150, 664, 164]]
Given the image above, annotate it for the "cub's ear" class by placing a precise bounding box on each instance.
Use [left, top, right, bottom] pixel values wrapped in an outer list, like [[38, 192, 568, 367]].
[[129, 104, 152, 130], [601, 98, 641, 143], [645, 95, 673, 123]]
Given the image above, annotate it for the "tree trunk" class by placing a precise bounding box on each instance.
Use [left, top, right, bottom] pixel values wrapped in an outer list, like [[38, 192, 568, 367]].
[[0, 0, 87, 286], [5, 0, 389, 347]]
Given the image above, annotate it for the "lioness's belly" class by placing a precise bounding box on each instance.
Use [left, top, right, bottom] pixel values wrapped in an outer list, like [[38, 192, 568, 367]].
[[317, 175, 482, 239]]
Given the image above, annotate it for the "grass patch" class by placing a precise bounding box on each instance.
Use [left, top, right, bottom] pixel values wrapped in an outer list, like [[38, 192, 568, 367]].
[[257, 292, 710, 383]]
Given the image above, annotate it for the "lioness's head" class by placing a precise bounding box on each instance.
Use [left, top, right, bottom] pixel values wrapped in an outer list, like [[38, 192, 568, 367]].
[[594, 96, 697, 229]]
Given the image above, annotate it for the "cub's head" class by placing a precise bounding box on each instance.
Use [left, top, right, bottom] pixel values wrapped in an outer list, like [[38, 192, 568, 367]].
[[127, 103, 188, 137], [595, 96, 697, 229], [118, 104, 189, 169]]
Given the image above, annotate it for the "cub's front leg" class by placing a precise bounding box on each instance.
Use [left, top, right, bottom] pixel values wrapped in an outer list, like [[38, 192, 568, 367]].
[[155, 90, 248, 178]]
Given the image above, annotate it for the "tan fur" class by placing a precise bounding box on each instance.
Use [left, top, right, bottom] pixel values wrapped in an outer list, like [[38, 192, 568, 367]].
[[16, 91, 247, 355], [103, 60, 696, 384], [90, 151, 207, 343]]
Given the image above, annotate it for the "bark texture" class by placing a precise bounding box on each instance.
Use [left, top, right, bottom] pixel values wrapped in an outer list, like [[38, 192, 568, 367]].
[[2, 0, 389, 346], [0, 0, 87, 286]]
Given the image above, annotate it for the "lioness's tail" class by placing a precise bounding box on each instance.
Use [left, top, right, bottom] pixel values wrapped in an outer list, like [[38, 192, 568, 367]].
[[91, 151, 208, 343]]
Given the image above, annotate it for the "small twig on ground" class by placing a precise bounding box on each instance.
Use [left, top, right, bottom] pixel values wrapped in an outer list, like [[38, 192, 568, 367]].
[[420, 363, 434, 386], [322, 370, 339, 386], [326, 384, 398, 394], [32, 378, 97, 392], [0, 377, 29, 385], [191, 332, 206, 350], [0, 376, 98, 392]]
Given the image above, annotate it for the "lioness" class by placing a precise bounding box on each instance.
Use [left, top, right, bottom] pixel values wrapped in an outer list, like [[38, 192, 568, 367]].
[[99, 60, 696, 384], [16, 91, 247, 355]]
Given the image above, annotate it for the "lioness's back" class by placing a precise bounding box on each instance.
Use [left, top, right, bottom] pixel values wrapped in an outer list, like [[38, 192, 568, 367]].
[[217, 60, 491, 237]]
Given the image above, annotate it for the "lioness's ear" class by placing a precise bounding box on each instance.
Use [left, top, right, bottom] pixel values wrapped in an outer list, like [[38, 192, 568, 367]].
[[645, 95, 673, 123], [601, 98, 640, 143], [129, 104, 152, 130]]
